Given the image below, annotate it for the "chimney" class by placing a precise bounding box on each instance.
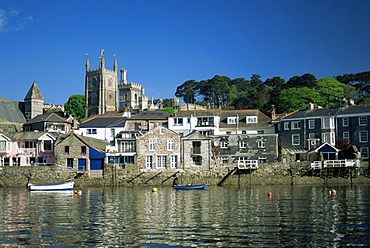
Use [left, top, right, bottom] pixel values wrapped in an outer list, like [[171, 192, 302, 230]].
[[308, 102, 314, 110], [341, 98, 348, 107], [349, 99, 355, 105], [120, 69, 128, 84]]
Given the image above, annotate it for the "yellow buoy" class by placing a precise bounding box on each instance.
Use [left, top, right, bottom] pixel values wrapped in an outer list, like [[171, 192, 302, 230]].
[[152, 187, 158, 193]]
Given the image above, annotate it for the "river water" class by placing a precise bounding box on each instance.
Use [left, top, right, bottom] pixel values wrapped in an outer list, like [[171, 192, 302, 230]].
[[0, 185, 370, 247]]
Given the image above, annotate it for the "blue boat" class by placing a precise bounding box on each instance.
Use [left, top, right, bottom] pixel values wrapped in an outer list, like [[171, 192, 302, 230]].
[[173, 184, 209, 190]]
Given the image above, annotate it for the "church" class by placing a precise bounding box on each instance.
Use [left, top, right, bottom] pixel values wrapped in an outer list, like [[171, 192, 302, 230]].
[[84, 50, 150, 118]]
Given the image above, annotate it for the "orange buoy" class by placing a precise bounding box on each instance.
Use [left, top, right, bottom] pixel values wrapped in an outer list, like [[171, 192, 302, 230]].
[[267, 191, 272, 198]]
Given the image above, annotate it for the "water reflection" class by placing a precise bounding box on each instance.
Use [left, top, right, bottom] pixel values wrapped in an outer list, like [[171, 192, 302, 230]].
[[0, 185, 369, 247]]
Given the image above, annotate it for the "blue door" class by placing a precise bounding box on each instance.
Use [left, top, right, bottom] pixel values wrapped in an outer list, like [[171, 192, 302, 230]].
[[78, 158, 86, 170], [90, 159, 104, 170]]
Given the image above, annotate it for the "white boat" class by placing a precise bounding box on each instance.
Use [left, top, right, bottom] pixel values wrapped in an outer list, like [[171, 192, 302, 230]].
[[28, 181, 74, 191]]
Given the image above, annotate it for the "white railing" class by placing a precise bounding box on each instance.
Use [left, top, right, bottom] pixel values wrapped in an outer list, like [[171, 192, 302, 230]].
[[311, 159, 359, 169], [18, 148, 36, 155], [238, 160, 259, 169]]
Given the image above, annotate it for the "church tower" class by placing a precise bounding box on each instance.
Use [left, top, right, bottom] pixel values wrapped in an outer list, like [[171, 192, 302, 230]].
[[24, 81, 44, 120], [118, 69, 148, 110], [85, 50, 118, 118]]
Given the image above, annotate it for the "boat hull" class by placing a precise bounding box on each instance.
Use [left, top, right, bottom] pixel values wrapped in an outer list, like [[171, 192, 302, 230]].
[[173, 184, 209, 190], [28, 181, 74, 191]]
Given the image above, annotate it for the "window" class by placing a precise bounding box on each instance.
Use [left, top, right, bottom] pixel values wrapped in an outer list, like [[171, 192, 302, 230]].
[[111, 128, 115, 137], [135, 123, 142, 130], [197, 117, 214, 126], [171, 155, 178, 169], [259, 157, 267, 163], [309, 120, 315, 129], [258, 140, 265, 148], [220, 141, 228, 149], [292, 121, 301, 129], [192, 141, 201, 154], [257, 130, 264, 134], [360, 147, 369, 159], [342, 117, 349, 127], [81, 146, 87, 154], [121, 141, 136, 152], [242, 130, 247, 134], [174, 118, 183, 125], [284, 122, 290, 130], [322, 132, 335, 145], [309, 133, 315, 139], [157, 155, 167, 169], [167, 139, 174, 151], [246, 116, 257, 124], [292, 134, 300, 145], [64, 146, 70, 154], [21, 141, 35, 148], [227, 116, 238, 124], [321, 117, 334, 129], [359, 116, 367, 126], [42, 140, 52, 151], [0, 141, 9, 152], [360, 131, 368, 143], [149, 139, 156, 151], [146, 156, 153, 169], [67, 158, 74, 168], [12, 157, 20, 166], [343, 132, 350, 143], [87, 129, 97, 134], [219, 156, 229, 164], [192, 156, 202, 165], [239, 141, 247, 148]]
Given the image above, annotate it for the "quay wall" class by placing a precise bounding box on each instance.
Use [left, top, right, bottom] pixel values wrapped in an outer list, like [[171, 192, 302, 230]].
[[0, 161, 369, 188]]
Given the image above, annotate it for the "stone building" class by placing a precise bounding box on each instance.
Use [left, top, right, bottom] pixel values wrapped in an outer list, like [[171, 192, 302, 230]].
[[23, 113, 72, 134], [136, 126, 181, 172], [24, 81, 44, 120]]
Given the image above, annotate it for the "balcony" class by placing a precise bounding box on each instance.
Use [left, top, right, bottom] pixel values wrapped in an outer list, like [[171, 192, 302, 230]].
[[18, 148, 36, 155], [311, 159, 359, 169]]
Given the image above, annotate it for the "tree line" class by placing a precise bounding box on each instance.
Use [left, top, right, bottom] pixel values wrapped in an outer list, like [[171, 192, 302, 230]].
[[175, 71, 370, 114]]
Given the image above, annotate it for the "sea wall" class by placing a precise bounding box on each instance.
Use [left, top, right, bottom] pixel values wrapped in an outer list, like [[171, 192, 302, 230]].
[[1, 161, 369, 187]]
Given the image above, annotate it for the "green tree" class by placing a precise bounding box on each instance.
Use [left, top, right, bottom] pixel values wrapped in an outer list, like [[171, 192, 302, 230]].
[[316, 77, 356, 107], [277, 87, 322, 113], [175, 80, 199, 104], [198, 75, 231, 107], [64, 94, 85, 121], [336, 71, 370, 103], [285, 73, 317, 89]]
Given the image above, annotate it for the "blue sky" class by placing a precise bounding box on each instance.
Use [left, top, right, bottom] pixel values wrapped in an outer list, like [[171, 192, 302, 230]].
[[0, 0, 369, 105]]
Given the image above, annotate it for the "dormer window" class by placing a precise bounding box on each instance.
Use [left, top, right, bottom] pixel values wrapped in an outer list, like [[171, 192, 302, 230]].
[[227, 116, 238, 124], [174, 118, 183, 125], [246, 116, 257, 124]]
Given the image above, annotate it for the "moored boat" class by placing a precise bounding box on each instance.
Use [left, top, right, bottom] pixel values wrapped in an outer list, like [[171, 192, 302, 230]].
[[28, 181, 74, 191], [173, 184, 208, 190]]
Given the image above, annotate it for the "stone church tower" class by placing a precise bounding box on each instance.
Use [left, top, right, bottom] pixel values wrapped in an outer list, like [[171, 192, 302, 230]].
[[118, 69, 148, 110], [24, 81, 44, 120], [85, 50, 118, 117]]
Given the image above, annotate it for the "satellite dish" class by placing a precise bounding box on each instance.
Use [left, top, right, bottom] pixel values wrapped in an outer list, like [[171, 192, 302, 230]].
[[214, 141, 219, 146]]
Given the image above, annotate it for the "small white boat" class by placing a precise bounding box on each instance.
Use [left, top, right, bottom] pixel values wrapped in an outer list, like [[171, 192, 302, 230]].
[[28, 181, 74, 191]]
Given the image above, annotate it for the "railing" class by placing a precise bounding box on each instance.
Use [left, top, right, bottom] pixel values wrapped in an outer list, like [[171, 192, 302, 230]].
[[311, 159, 359, 169], [238, 160, 259, 169], [31, 163, 52, 166], [18, 148, 36, 155]]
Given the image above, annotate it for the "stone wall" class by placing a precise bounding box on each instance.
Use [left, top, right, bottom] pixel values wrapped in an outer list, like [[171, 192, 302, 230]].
[[1, 161, 369, 188]]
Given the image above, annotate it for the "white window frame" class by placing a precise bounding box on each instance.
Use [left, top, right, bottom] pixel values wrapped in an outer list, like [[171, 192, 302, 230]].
[[343, 132, 350, 143], [149, 139, 156, 151], [321, 117, 334, 129], [257, 140, 265, 148], [145, 155, 153, 169], [292, 134, 300, 145], [156, 155, 167, 169], [308, 133, 315, 139], [246, 116, 257, 124], [284, 122, 290, 130], [174, 118, 183, 125], [291, 121, 301, 129], [0, 140, 10, 152], [342, 117, 349, 127], [42, 140, 53, 151], [239, 141, 247, 148], [219, 156, 229, 164], [359, 116, 367, 126], [308, 119, 315, 129], [111, 128, 115, 137], [167, 139, 174, 151], [360, 147, 369, 159], [359, 131, 368, 143], [227, 116, 238, 124], [220, 141, 228, 149], [322, 132, 335, 145], [170, 155, 178, 169]]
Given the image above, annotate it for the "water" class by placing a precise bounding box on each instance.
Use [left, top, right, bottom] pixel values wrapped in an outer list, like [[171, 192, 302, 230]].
[[1, 185, 370, 247]]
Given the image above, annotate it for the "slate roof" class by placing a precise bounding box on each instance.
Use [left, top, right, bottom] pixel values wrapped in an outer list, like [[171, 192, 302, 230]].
[[219, 109, 272, 128], [24, 113, 69, 125], [5, 131, 55, 141], [130, 111, 169, 120], [80, 116, 126, 128], [281, 105, 370, 120], [173, 109, 222, 117], [24, 81, 44, 100], [0, 100, 26, 123]]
